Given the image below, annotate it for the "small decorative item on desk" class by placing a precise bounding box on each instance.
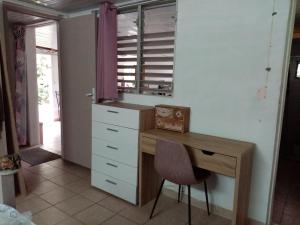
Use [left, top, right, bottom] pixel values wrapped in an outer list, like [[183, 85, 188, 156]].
[[155, 105, 190, 133], [0, 153, 21, 171]]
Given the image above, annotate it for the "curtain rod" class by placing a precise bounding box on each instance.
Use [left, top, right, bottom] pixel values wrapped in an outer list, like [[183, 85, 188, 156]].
[[92, 0, 175, 13]]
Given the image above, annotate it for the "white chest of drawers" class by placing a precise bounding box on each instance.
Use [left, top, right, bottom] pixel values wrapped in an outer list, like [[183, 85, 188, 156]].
[[91, 102, 154, 204]]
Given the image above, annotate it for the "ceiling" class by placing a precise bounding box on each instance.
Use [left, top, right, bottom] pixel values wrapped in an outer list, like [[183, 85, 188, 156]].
[[18, 0, 127, 13], [7, 10, 49, 25]]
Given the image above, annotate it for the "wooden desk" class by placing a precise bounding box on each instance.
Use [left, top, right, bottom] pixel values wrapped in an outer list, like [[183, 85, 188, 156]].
[[139, 129, 254, 225]]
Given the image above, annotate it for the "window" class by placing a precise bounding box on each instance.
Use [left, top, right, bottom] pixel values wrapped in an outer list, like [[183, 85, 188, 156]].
[[117, 1, 176, 96]]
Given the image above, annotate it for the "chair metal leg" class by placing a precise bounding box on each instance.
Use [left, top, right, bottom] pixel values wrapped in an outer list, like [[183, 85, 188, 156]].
[[178, 185, 181, 203], [149, 179, 165, 219], [204, 180, 210, 215], [188, 185, 191, 225]]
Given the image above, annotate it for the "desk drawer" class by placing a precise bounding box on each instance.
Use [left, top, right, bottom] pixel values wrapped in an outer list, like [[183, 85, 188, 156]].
[[92, 155, 137, 185], [191, 148, 237, 177], [92, 170, 137, 204], [92, 138, 138, 167], [140, 136, 237, 177], [92, 122, 138, 146], [92, 104, 140, 129], [140, 136, 156, 154]]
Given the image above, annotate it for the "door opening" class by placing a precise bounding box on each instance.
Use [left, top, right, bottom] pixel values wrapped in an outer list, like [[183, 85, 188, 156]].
[[4, 7, 62, 166], [271, 3, 300, 224], [35, 23, 61, 155]]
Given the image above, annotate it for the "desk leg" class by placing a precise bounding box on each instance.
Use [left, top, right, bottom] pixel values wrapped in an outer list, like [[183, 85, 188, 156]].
[[232, 151, 253, 225], [139, 152, 161, 207]]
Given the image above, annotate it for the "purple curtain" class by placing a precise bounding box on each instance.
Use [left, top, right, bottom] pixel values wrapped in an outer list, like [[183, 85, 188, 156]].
[[96, 2, 118, 101], [13, 25, 27, 146]]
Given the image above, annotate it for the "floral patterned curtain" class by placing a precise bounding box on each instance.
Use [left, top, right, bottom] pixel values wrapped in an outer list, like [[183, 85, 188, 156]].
[[13, 25, 27, 146]]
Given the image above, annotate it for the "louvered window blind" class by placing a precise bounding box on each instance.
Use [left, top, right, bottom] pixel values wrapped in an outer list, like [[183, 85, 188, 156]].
[[117, 11, 138, 92], [117, 1, 176, 96]]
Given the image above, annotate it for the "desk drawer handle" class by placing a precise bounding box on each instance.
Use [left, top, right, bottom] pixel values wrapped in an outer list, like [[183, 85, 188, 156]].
[[201, 150, 215, 156], [107, 110, 119, 114], [105, 179, 117, 185], [106, 162, 118, 168], [107, 128, 119, 132], [106, 145, 118, 150]]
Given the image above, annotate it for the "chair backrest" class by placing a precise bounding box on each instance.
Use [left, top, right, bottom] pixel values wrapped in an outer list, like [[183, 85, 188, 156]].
[[154, 138, 197, 185]]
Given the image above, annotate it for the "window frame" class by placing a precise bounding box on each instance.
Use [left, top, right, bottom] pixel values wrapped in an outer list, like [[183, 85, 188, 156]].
[[117, 0, 177, 96]]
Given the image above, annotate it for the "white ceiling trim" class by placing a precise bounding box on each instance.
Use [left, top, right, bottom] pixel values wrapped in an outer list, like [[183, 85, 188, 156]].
[[66, 0, 148, 18], [0, 0, 67, 17]]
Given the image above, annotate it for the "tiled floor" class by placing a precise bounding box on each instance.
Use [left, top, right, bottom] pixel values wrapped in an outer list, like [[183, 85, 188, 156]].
[[272, 159, 300, 225], [41, 121, 61, 155], [18, 159, 230, 225]]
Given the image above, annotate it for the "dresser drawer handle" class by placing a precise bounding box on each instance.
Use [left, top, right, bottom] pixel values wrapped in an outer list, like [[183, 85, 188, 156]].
[[105, 179, 117, 185], [107, 110, 119, 114], [106, 162, 118, 168], [106, 145, 118, 150], [201, 150, 215, 156], [107, 128, 119, 132]]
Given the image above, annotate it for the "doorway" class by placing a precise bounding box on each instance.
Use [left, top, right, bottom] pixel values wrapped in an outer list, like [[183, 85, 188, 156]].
[[35, 23, 61, 155], [3, 5, 62, 165], [271, 6, 300, 225]]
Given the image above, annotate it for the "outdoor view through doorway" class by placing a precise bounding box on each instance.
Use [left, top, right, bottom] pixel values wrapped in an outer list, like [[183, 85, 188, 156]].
[[35, 23, 61, 155]]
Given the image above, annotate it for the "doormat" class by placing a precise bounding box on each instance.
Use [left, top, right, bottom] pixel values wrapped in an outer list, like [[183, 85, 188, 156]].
[[20, 147, 61, 166]]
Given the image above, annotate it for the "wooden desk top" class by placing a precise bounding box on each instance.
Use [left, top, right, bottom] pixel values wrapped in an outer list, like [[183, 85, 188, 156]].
[[96, 102, 154, 111], [140, 129, 254, 157]]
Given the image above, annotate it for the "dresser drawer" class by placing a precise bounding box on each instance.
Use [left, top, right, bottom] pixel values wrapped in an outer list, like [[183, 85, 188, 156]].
[[92, 138, 138, 167], [92, 104, 140, 129], [92, 122, 138, 146], [92, 155, 137, 185], [92, 170, 137, 204]]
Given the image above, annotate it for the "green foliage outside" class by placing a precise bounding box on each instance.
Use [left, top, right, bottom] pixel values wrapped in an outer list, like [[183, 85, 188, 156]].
[[37, 55, 50, 105]]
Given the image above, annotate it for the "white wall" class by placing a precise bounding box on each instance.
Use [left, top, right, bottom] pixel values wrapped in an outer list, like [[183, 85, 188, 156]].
[[25, 27, 40, 146], [121, 0, 291, 223]]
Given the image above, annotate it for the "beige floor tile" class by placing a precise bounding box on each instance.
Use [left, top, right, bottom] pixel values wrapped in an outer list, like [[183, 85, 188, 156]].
[[40, 187, 75, 205], [16, 196, 51, 214], [147, 202, 188, 225], [29, 180, 60, 195], [101, 215, 138, 225], [56, 216, 84, 225], [63, 179, 91, 193], [47, 158, 65, 168], [32, 207, 69, 225], [49, 159, 82, 171], [190, 212, 230, 225], [23, 170, 47, 187], [98, 196, 131, 213], [33, 166, 66, 179], [120, 195, 176, 225], [26, 163, 54, 174], [55, 195, 95, 215], [69, 167, 91, 179], [49, 172, 81, 185], [75, 204, 114, 225], [119, 204, 152, 225], [16, 193, 37, 204], [145, 212, 186, 225], [81, 187, 109, 202]]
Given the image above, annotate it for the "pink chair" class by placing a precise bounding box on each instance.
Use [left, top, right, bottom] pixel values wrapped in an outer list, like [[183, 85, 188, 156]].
[[149, 138, 211, 225]]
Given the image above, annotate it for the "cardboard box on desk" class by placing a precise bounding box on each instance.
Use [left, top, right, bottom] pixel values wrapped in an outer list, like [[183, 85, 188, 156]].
[[155, 105, 190, 133]]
